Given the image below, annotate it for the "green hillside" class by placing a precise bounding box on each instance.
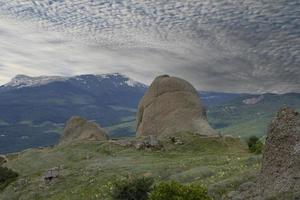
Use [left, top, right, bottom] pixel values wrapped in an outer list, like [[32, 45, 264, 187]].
[[1, 133, 260, 200], [207, 93, 300, 138]]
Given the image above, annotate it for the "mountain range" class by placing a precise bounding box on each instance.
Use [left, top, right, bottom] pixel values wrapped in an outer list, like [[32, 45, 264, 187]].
[[0, 73, 299, 153]]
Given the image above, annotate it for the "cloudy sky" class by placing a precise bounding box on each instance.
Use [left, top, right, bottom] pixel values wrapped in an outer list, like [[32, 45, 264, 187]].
[[0, 0, 299, 93]]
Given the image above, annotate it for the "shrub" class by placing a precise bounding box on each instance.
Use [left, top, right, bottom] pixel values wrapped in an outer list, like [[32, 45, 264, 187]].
[[0, 166, 18, 190], [149, 181, 212, 200], [247, 136, 259, 149], [111, 176, 154, 200], [252, 141, 263, 154], [247, 136, 263, 154]]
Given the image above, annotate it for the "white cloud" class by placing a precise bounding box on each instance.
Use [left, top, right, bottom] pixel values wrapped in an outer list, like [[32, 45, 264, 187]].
[[0, 0, 299, 93]]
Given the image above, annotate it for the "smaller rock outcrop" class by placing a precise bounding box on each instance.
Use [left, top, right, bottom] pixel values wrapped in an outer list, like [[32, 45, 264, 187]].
[[60, 116, 108, 144]]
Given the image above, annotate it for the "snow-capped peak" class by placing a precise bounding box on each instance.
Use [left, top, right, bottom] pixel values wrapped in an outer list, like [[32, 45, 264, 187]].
[[4, 74, 68, 89], [95, 73, 147, 87], [124, 77, 142, 87], [2, 73, 147, 90]]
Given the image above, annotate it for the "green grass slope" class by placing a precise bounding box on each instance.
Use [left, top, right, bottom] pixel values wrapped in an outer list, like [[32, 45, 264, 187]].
[[0, 134, 260, 200], [207, 93, 300, 138]]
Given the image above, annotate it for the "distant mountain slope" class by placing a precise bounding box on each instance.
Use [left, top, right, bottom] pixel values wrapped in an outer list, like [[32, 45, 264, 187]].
[[207, 93, 300, 138], [199, 91, 242, 107], [0, 73, 146, 125], [1, 73, 299, 153], [0, 73, 147, 153]]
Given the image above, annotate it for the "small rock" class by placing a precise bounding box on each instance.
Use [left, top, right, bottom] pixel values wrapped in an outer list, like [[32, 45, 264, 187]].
[[134, 136, 162, 150], [238, 182, 256, 192], [227, 191, 242, 200], [43, 167, 60, 183]]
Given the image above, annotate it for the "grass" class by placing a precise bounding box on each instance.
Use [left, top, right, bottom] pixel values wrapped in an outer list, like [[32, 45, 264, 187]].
[[0, 133, 261, 200], [104, 119, 136, 138], [218, 117, 270, 139]]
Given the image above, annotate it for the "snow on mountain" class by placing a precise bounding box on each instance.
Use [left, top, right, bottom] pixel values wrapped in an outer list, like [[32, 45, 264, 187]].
[[2, 73, 147, 89], [3, 75, 68, 89]]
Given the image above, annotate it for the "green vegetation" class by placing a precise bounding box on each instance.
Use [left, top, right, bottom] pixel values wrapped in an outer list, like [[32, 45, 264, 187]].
[[247, 136, 264, 154], [207, 93, 300, 139], [0, 122, 61, 153], [105, 120, 136, 138], [109, 176, 211, 200], [149, 181, 211, 200], [0, 134, 261, 200], [0, 166, 18, 191], [110, 176, 154, 200]]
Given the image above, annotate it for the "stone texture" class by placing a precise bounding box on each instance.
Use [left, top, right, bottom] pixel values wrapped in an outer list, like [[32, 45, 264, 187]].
[[134, 135, 161, 150], [136, 75, 216, 137], [258, 107, 300, 198], [225, 107, 300, 200], [60, 116, 108, 144]]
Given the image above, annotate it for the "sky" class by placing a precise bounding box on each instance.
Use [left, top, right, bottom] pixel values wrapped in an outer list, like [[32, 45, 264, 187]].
[[0, 0, 299, 93]]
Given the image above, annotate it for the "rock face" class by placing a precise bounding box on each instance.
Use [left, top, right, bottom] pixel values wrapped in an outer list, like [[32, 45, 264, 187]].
[[60, 116, 108, 144], [258, 107, 300, 198], [136, 75, 216, 137], [226, 107, 300, 200]]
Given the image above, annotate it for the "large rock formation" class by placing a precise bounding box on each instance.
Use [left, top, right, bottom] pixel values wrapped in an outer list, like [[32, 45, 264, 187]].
[[136, 75, 217, 137], [258, 107, 300, 198], [60, 116, 108, 144], [226, 107, 300, 200]]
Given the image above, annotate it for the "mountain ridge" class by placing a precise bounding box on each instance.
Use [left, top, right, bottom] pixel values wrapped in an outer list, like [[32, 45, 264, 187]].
[[1, 73, 147, 91]]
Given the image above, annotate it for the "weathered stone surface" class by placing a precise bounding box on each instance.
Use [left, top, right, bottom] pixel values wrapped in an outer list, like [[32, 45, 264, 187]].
[[136, 75, 217, 137], [258, 107, 300, 198], [225, 107, 300, 200], [43, 167, 60, 183], [134, 135, 162, 150], [60, 116, 108, 144]]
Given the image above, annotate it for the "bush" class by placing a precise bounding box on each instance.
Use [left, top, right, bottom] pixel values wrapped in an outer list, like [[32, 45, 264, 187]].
[[111, 176, 154, 200], [247, 136, 263, 154], [247, 136, 259, 149], [252, 141, 263, 154], [149, 181, 212, 200], [0, 166, 18, 190]]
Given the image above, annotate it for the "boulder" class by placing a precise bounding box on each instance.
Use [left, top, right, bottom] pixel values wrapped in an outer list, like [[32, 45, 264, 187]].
[[258, 107, 300, 198], [136, 75, 216, 137], [60, 116, 108, 144]]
